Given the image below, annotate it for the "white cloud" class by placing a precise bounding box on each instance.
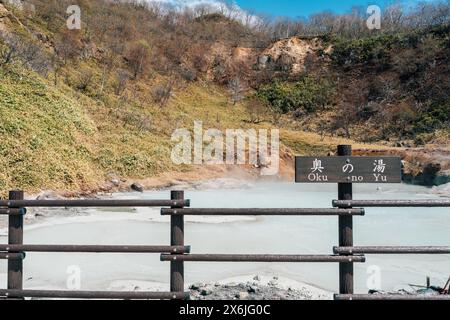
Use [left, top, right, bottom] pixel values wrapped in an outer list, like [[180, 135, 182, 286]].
[[139, 0, 258, 24], [143, 0, 229, 9], [144, 0, 227, 9], [140, 0, 237, 13]]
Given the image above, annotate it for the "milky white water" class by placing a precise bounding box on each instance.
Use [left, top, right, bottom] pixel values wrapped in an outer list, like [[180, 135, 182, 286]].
[[1, 180, 449, 295]]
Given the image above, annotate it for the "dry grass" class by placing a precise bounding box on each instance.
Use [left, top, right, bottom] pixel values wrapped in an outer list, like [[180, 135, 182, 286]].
[[0, 63, 394, 197]]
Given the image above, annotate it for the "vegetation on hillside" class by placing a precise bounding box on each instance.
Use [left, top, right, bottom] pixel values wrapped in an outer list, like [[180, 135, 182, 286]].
[[329, 24, 450, 143], [0, 0, 449, 194], [256, 76, 334, 114]]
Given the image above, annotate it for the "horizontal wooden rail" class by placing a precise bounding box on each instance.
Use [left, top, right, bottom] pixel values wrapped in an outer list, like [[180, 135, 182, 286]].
[[0, 289, 188, 300], [3, 186, 447, 301], [0, 245, 190, 254], [161, 254, 366, 263], [334, 246, 450, 254], [0, 253, 25, 260], [335, 294, 450, 300], [333, 199, 450, 208], [161, 208, 365, 216], [0, 208, 26, 215], [0, 199, 190, 208]]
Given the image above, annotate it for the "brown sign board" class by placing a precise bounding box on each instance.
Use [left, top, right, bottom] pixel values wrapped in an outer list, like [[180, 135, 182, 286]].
[[295, 157, 402, 183]]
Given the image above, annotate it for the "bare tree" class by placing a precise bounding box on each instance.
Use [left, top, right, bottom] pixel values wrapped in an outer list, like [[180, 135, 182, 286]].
[[243, 9, 256, 28], [193, 3, 214, 18], [0, 32, 21, 66], [152, 79, 174, 108], [246, 97, 266, 123], [126, 40, 151, 79], [228, 77, 246, 106], [54, 31, 82, 66], [0, 31, 51, 75], [383, 4, 404, 32], [114, 69, 129, 96], [98, 48, 116, 95], [331, 78, 368, 138], [75, 69, 94, 92], [308, 12, 336, 35]]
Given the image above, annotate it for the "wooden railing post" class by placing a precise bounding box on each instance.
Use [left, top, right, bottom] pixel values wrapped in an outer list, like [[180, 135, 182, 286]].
[[170, 191, 184, 294], [337, 145, 354, 294], [8, 190, 24, 299]]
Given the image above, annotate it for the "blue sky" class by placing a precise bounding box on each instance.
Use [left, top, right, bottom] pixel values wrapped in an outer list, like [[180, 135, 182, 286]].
[[234, 0, 434, 18]]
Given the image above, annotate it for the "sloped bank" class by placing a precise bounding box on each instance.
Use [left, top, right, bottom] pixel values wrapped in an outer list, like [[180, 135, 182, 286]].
[[353, 148, 450, 187], [403, 163, 450, 186]]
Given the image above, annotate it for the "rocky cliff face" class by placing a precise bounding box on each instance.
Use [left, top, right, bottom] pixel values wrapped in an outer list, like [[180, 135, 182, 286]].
[[257, 36, 331, 74], [202, 36, 329, 82], [0, 1, 28, 33], [0, 3, 11, 32]]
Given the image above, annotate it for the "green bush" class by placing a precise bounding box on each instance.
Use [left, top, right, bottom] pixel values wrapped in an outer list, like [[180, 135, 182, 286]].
[[256, 76, 333, 114], [332, 34, 398, 66], [413, 102, 450, 134]]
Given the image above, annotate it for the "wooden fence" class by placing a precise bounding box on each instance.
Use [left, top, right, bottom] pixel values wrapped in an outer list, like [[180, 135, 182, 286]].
[[1, 190, 449, 300], [1, 145, 449, 300]]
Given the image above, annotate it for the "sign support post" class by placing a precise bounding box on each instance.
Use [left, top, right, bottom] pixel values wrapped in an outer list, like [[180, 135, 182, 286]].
[[337, 145, 353, 294], [295, 146, 401, 294]]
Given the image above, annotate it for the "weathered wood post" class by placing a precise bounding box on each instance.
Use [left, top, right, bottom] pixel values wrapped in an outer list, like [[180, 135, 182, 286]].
[[8, 190, 24, 299], [170, 191, 184, 294], [337, 145, 354, 294]]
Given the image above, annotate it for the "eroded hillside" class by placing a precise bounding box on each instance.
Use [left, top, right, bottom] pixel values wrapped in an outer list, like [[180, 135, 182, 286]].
[[0, 0, 449, 195]]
